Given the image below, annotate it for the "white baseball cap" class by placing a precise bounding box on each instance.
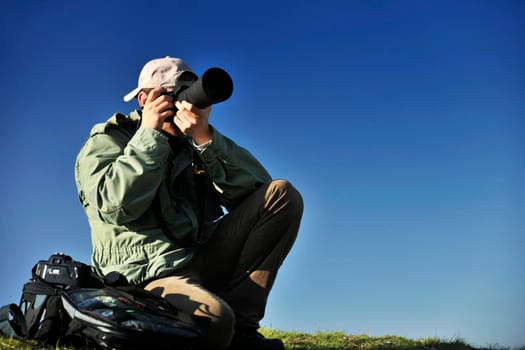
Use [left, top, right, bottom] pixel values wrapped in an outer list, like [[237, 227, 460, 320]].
[[123, 56, 194, 102]]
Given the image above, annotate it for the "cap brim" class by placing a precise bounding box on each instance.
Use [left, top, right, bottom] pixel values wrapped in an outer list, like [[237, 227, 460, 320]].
[[123, 87, 141, 102]]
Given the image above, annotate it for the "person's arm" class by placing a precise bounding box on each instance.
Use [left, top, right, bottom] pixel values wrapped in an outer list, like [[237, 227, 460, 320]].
[[76, 124, 170, 225], [196, 128, 272, 210], [173, 99, 271, 209], [75, 88, 180, 224]]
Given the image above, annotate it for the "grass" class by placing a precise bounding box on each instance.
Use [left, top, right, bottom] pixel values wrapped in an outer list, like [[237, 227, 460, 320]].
[[1, 329, 524, 350], [260, 329, 525, 350]]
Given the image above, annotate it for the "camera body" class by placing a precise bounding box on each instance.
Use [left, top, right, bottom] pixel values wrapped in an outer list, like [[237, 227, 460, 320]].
[[34, 253, 90, 287]]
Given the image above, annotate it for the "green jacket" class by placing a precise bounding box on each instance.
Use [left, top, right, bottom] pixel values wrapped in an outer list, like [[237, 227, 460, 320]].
[[75, 110, 271, 285]]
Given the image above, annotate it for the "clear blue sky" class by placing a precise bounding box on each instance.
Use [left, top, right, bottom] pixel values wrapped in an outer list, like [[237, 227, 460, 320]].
[[1, 0, 524, 348]]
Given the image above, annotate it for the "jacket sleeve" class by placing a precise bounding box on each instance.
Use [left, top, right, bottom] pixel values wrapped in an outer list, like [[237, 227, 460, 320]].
[[75, 126, 170, 225], [196, 127, 272, 210]]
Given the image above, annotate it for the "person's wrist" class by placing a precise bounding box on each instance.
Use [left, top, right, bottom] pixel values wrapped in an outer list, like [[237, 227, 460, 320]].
[[141, 113, 164, 131]]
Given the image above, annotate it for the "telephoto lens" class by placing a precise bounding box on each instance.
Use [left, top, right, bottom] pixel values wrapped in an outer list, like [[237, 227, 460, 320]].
[[176, 67, 233, 108]]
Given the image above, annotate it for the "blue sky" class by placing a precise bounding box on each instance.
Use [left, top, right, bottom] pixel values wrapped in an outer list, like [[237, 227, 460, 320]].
[[1, 0, 524, 348]]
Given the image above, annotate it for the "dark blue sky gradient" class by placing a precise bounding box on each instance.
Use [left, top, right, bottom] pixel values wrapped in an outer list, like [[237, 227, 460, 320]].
[[1, 1, 523, 347]]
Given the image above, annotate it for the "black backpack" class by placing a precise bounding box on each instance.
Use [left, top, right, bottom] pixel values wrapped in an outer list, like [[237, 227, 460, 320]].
[[19, 253, 208, 349]]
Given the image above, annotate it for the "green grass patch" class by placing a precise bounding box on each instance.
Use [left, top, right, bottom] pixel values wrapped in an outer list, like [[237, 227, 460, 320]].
[[260, 329, 524, 350], [1, 329, 524, 350]]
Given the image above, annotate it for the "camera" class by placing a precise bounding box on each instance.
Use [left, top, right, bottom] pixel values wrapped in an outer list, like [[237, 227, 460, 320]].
[[35, 253, 90, 287], [167, 67, 234, 109]]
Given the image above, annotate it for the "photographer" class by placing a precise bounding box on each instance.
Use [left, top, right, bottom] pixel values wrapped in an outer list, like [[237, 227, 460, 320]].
[[74, 56, 303, 350]]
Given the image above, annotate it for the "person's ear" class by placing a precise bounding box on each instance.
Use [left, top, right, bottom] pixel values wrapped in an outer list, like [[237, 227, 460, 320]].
[[137, 91, 148, 108]]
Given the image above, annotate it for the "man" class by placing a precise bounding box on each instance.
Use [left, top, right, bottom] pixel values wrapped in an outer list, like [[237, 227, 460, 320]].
[[75, 56, 303, 349]]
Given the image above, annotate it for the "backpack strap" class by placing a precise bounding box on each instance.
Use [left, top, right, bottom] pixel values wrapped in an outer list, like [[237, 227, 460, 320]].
[[0, 303, 28, 339], [19, 277, 65, 342]]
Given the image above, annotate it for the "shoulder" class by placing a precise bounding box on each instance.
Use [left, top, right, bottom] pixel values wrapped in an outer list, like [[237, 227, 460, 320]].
[[89, 111, 140, 138], [77, 112, 138, 160]]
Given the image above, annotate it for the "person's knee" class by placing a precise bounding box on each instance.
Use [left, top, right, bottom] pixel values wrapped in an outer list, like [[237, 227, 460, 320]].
[[164, 292, 234, 348], [204, 297, 235, 348], [267, 179, 304, 216], [145, 277, 235, 348]]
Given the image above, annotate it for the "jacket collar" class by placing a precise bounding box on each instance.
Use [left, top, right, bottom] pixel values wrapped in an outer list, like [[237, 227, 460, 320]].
[[105, 110, 142, 128]]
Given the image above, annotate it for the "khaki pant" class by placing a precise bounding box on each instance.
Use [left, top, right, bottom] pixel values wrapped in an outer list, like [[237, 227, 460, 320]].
[[145, 179, 303, 348]]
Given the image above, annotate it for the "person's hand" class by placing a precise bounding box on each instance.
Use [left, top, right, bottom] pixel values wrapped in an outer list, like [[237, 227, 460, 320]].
[[174, 100, 213, 145], [141, 87, 175, 131]]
